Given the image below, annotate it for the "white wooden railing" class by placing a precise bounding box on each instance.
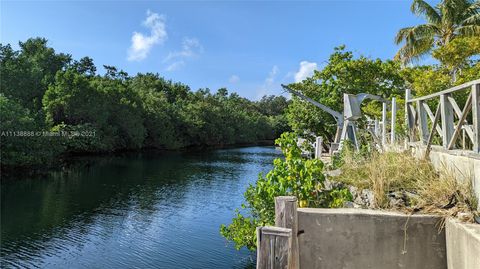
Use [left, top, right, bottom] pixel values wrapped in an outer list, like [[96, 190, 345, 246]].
[[405, 79, 480, 155]]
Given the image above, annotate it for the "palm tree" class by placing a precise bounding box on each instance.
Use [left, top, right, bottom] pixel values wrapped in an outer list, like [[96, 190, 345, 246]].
[[395, 0, 480, 64]]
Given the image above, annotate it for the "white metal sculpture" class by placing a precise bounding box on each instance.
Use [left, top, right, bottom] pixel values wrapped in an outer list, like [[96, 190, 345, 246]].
[[281, 84, 391, 153]]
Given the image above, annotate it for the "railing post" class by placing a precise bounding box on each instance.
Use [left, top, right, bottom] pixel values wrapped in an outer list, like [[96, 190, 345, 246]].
[[409, 103, 418, 141], [275, 196, 299, 269], [472, 83, 480, 153], [314, 137, 322, 159], [440, 94, 454, 148], [390, 97, 396, 144], [405, 89, 414, 143], [417, 100, 429, 144], [382, 102, 387, 147], [256, 226, 292, 269]]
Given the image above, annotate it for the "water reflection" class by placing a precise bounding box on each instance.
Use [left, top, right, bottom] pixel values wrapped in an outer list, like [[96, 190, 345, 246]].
[[1, 147, 280, 268]]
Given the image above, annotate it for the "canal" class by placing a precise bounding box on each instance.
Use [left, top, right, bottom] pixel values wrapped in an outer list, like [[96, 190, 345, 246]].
[[1, 146, 281, 268]]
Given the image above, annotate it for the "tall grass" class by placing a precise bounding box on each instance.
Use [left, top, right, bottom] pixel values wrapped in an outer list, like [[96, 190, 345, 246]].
[[334, 148, 477, 219]]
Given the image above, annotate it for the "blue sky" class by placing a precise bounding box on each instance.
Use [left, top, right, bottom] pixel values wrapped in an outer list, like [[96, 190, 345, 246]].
[[1, 0, 425, 100]]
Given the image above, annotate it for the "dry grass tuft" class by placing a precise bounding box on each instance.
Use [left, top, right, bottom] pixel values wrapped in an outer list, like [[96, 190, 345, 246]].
[[334, 149, 478, 221], [414, 169, 477, 221]]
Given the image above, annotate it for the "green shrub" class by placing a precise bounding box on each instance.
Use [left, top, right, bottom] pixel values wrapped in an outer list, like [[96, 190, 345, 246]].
[[0, 95, 63, 167], [220, 132, 352, 250]]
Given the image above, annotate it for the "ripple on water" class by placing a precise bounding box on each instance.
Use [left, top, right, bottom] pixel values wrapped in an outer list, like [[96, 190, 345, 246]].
[[1, 146, 279, 268]]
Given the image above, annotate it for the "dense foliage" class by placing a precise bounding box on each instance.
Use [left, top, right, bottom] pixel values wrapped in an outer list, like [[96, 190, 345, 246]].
[[286, 46, 406, 143], [221, 1, 479, 252], [394, 0, 480, 64], [286, 38, 479, 145], [220, 132, 352, 250], [401, 37, 480, 105], [2, 0, 479, 253], [0, 38, 290, 168]]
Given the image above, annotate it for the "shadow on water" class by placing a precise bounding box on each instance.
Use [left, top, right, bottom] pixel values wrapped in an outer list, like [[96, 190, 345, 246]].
[[1, 146, 281, 269]]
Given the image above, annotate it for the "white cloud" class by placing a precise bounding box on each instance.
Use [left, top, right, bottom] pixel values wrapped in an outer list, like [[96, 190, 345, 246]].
[[164, 37, 203, 63], [294, 61, 317, 82], [266, 66, 278, 85], [166, 61, 185, 71], [229, 75, 240, 83], [128, 10, 167, 61], [164, 37, 203, 71], [257, 65, 279, 99]]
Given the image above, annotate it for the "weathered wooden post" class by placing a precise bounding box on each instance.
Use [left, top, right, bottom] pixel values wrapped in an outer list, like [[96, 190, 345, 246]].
[[256, 226, 292, 269], [440, 94, 454, 148], [472, 83, 480, 153], [391, 97, 396, 145], [425, 105, 441, 159], [382, 102, 387, 147], [275, 196, 299, 269], [314, 137, 322, 159], [447, 94, 472, 150], [417, 100, 429, 144], [405, 89, 413, 139]]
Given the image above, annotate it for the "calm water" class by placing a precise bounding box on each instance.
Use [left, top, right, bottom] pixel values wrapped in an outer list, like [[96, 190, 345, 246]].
[[1, 146, 281, 269]]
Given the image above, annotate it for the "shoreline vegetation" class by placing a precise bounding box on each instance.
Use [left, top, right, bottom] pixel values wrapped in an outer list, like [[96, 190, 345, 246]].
[[2, 0, 479, 267], [0, 38, 290, 173], [0, 140, 276, 179], [220, 0, 480, 251]]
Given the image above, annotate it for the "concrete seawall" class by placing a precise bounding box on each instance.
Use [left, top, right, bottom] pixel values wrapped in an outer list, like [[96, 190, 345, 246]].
[[410, 143, 480, 207], [257, 198, 480, 269], [296, 208, 446, 269], [446, 218, 480, 269]]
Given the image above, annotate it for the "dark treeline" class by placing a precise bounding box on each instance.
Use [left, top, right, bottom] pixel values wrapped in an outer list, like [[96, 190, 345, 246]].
[[0, 38, 290, 168]]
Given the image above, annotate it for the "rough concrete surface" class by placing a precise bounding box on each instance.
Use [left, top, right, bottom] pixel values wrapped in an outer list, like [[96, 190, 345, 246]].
[[446, 218, 480, 269], [410, 144, 480, 207], [297, 208, 446, 269]]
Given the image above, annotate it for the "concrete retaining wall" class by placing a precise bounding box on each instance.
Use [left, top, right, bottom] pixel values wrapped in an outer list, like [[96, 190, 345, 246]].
[[446, 218, 480, 269], [297, 208, 446, 269], [409, 143, 480, 205]]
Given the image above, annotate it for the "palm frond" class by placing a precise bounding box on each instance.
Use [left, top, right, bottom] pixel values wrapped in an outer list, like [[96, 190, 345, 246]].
[[442, 0, 474, 25], [457, 24, 480, 35], [462, 0, 480, 24], [395, 36, 435, 64], [411, 0, 442, 23], [395, 27, 415, 44], [412, 24, 441, 38], [396, 0, 479, 63], [464, 0, 480, 14], [462, 12, 480, 24], [395, 24, 438, 44]]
